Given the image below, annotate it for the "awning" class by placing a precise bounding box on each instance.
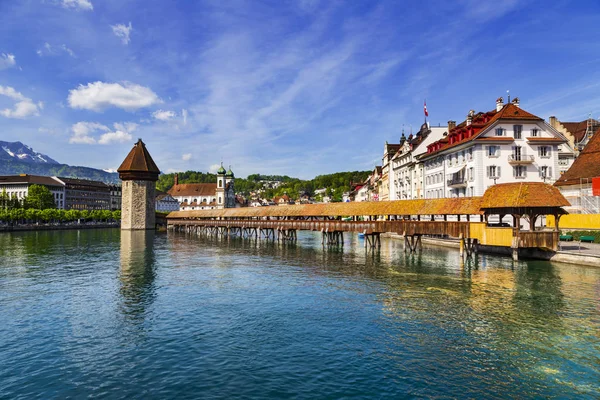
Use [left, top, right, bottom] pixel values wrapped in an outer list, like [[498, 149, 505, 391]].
[[446, 164, 466, 175]]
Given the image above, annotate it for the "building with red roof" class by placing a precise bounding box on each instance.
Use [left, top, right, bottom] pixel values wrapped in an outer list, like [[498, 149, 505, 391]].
[[418, 97, 574, 199]]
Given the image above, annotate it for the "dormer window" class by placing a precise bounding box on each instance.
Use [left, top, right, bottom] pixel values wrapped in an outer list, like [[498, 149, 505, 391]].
[[531, 128, 539, 137], [495, 128, 505, 136], [514, 125, 523, 139]]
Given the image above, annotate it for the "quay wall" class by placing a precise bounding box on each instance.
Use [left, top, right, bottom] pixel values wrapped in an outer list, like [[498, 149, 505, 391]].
[[0, 223, 120, 233]]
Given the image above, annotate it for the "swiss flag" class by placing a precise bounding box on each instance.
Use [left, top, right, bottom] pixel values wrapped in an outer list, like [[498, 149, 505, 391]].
[[424, 100, 429, 117]]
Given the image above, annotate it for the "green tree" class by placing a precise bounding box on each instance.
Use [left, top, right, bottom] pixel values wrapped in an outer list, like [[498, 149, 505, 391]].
[[112, 210, 121, 220], [24, 185, 56, 210], [0, 189, 9, 209]]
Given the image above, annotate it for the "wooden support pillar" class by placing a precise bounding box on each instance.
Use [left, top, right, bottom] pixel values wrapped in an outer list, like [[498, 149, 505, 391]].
[[459, 234, 465, 258]]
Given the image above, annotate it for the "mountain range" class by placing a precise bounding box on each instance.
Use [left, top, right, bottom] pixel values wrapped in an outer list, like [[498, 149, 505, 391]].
[[0, 141, 120, 184]]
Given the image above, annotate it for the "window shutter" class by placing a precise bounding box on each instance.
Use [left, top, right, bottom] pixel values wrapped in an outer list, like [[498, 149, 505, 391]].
[[538, 147, 541, 157], [486, 166, 490, 177], [523, 167, 527, 178], [548, 167, 552, 178], [497, 166, 501, 177], [513, 166, 516, 177], [539, 168, 543, 178]]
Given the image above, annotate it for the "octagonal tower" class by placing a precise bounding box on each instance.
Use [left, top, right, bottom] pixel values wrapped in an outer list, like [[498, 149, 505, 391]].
[[118, 139, 160, 230]]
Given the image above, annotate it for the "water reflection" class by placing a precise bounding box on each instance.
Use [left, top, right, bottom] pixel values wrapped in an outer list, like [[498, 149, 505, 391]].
[[119, 230, 157, 323]]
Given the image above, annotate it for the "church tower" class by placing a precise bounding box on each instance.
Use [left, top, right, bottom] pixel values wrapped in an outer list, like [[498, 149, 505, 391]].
[[225, 166, 235, 208], [216, 163, 226, 209], [118, 139, 160, 230]]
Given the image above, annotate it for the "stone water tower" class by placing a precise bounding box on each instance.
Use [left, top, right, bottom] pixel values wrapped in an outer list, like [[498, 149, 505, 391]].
[[117, 139, 160, 230]]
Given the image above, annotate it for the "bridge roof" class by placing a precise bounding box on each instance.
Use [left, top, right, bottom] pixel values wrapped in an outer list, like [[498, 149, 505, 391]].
[[481, 182, 569, 210], [167, 197, 483, 219]]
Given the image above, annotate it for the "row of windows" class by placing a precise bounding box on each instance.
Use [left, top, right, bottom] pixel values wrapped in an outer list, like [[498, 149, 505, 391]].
[[486, 145, 552, 158], [426, 187, 476, 199], [495, 125, 539, 138]]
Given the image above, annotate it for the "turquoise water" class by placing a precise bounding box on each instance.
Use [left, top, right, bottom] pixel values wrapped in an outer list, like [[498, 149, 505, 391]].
[[0, 229, 599, 399]]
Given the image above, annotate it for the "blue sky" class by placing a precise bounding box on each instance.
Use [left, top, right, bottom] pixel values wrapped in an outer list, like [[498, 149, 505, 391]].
[[0, 0, 599, 178]]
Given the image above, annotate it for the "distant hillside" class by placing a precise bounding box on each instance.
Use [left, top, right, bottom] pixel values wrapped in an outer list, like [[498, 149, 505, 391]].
[[0, 141, 120, 184], [157, 170, 371, 201]]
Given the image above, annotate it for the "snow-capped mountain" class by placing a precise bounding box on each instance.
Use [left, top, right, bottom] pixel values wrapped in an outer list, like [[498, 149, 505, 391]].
[[0, 140, 120, 183], [0, 141, 59, 164]]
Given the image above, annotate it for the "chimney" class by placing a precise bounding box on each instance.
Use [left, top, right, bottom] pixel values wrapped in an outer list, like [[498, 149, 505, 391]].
[[496, 97, 504, 112], [466, 110, 474, 126], [174, 173, 179, 186], [448, 120, 456, 131], [511, 97, 520, 108]]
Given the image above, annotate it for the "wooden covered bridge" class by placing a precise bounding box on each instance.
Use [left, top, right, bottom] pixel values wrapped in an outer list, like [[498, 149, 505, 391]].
[[166, 182, 569, 260]]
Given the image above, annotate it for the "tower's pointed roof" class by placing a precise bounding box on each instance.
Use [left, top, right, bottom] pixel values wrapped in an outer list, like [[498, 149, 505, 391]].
[[118, 138, 160, 181]]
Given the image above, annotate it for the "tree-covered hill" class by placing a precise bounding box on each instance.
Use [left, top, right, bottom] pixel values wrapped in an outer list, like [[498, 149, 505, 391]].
[[157, 170, 371, 202]]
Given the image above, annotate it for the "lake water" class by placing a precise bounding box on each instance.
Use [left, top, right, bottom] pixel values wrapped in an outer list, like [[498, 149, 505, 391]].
[[0, 229, 599, 399]]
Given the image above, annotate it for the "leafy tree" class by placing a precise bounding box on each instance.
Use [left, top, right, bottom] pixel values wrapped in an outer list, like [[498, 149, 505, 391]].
[[112, 210, 121, 220], [24, 185, 56, 210], [0, 189, 9, 209]]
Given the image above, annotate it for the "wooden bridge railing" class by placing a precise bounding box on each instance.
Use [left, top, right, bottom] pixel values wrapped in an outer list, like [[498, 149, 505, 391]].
[[167, 219, 471, 238]]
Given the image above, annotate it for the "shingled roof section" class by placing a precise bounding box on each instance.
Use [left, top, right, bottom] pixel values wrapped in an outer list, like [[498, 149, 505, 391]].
[[561, 121, 589, 143], [423, 103, 546, 157], [117, 139, 160, 181], [481, 182, 569, 209], [554, 127, 600, 187], [168, 183, 217, 197], [167, 197, 484, 219]]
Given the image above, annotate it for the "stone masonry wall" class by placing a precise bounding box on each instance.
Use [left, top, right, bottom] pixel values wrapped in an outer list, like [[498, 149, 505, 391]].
[[121, 180, 156, 230]]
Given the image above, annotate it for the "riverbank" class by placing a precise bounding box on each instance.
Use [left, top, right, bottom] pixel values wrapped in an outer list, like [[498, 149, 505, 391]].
[[0, 223, 120, 232], [383, 232, 600, 268]]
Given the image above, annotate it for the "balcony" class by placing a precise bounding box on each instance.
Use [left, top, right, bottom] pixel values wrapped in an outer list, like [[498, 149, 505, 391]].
[[508, 154, 534, 165], [447, 177, 468, 188]]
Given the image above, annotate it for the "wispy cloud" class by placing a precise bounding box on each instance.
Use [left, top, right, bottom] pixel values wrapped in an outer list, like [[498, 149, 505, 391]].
[[37, 42, 76, 57], [152, 109, 176, 121], [0, 53, 16, 70], [111, 22, 133, 45], [61, 0, 93, 11]]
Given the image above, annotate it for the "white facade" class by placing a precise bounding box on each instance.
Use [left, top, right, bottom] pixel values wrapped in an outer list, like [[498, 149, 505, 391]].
[[156, 193, 180, 212], [0, 177, 65, 209], [389, 125, 448, 200], [422, 117, 573, 199]]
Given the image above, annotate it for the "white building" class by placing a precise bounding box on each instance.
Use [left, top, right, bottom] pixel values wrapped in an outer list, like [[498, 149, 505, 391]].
[[420, 98, 574, 199], [389, 123, 448, 200], [168, 164, 236, 210], [156, 191, 180, 212], [0, 174, 65, 208], [554, 124, 600, 213]]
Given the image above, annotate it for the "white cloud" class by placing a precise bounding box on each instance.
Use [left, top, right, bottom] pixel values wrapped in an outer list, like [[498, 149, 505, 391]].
[[69, 121, 107, 144], [182, 108, 188, 125], [0, 53, 16, 70], [208, 164, 221, 173], [0, 85, 41, 119], [111, 22, 133, 45], [67, 81, 161, 112], [182, 153, 192, 161], [61, 0, 93, 11], [69, 121, 137, 144], [37, 43, 75, 58], [152, 109, 176, 121]]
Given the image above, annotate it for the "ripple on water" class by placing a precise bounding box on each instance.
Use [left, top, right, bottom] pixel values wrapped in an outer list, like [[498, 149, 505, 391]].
[[0, 229, 599, 399]]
